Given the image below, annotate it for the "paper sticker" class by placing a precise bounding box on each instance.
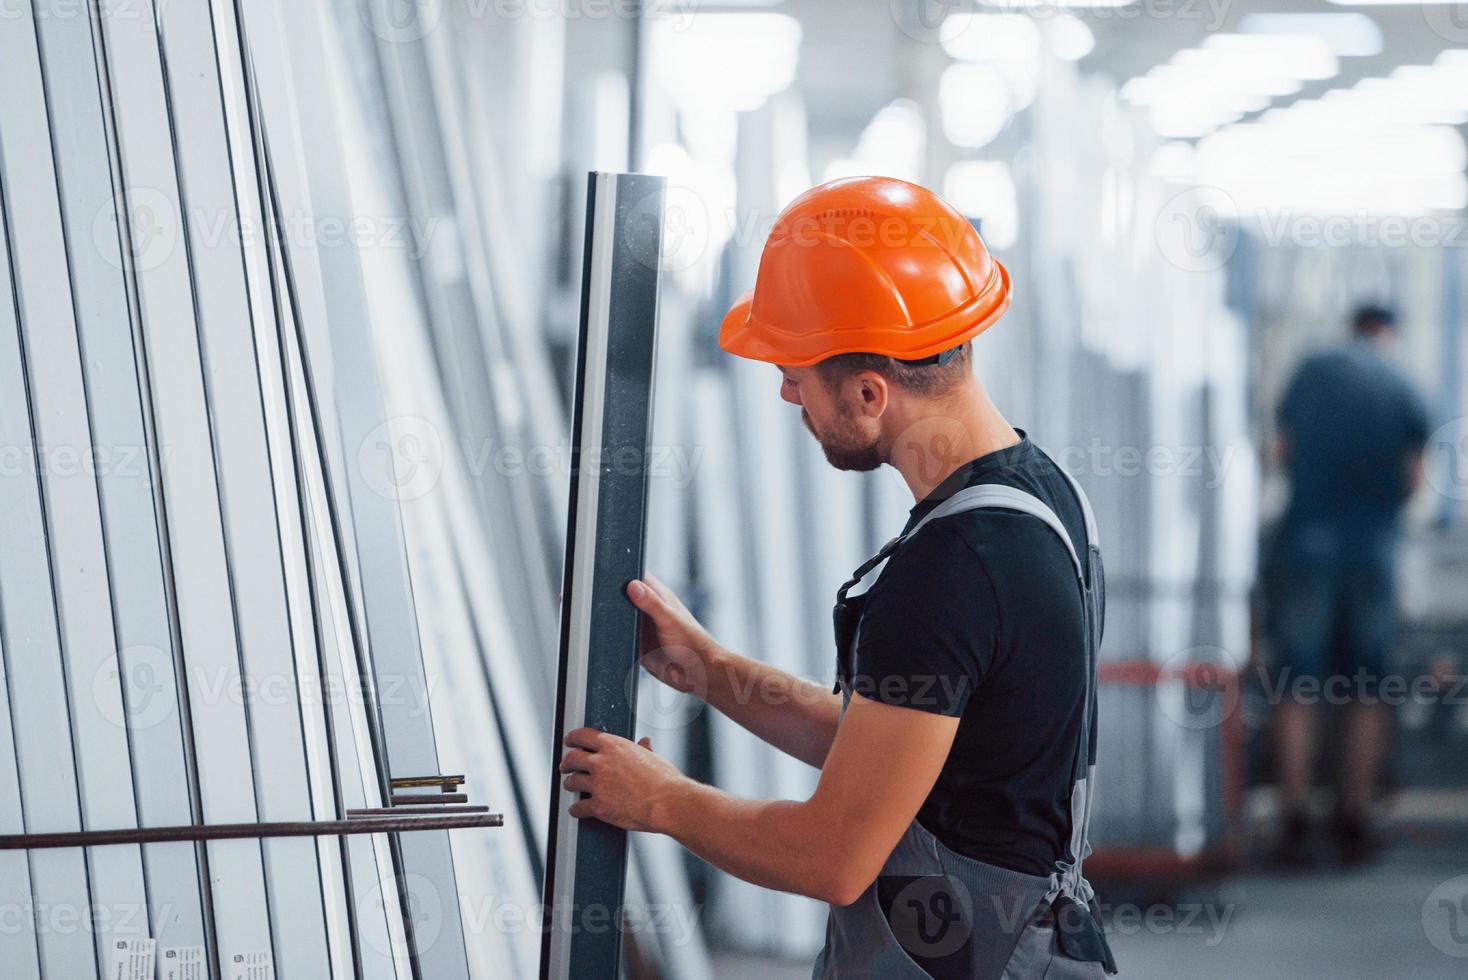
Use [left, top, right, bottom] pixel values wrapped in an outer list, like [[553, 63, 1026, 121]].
[[226, 950, 274, 980], [106, 937, 155, 980], [160, 945, 206, 980]]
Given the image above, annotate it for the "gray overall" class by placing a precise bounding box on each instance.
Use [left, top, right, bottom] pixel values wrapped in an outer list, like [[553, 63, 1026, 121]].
[[813, 466, 1117, 980]]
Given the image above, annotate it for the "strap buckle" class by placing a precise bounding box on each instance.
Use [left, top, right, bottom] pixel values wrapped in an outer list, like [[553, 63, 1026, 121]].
[[898, 346, 961, 367]]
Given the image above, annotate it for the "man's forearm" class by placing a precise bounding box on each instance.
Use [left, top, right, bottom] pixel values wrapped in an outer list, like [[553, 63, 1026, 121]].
[[652, 777, 853, 905], [701, 645, 843, 768]]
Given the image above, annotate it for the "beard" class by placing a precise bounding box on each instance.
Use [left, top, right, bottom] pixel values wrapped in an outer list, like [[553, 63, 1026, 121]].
[[802, 408, 883, 472]]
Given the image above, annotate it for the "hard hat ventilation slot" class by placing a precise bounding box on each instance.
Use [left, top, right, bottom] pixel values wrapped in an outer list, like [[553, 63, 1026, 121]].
[[813, 208, 875, 221]]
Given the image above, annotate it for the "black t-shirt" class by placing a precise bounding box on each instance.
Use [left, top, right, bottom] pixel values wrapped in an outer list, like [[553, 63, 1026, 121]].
[[850, 434, 1092, 877]]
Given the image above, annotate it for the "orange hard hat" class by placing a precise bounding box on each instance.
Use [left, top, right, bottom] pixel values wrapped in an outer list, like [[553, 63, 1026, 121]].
[[719, 176, 1011, 368]]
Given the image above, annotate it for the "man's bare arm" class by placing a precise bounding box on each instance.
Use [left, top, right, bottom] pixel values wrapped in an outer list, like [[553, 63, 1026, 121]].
[[701, 645, 844, 769], [629, 576, 842, 767], [560, 693, 959, 905]]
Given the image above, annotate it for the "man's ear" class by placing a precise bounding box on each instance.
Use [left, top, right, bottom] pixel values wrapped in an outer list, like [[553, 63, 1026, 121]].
[[853, 372, 889, 418]]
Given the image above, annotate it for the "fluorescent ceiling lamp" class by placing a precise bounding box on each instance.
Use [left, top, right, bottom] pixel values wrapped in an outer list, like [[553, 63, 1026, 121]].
[[1253, 70, 1468, 130], [1164, 53, 1304, 95], [1402, 60, 1468, 99], [939, 63, 1013, 148], [1389, 64, 1463, 88], [980, 0, 1134, 6], [822, 157, 864, 182], [821, 100, 927, 185], [939, 12, 1041, 110], [1052, 13, 1096, 61], [1433, 51, 1468, 88], [941, 13, 1040, 64], [1200, 33, 1338, 81], [650, 13, 801, 112], [1422, 172, 1468, 210], [848, 100, 927, 183], [1151, 103, 1244, 139], [1196, 117, 1468, 215], [1238, 13, 1382, 57], [1122, 71, 1275, 113], [942, 160, 1019, 249], [591, 72, 629, 172], [1363, 70, 1468, 116], [1149, 142, 1197, 179]]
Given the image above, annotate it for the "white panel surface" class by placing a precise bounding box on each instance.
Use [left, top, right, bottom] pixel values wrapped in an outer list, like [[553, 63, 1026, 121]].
[[97, 0, 276, 966]]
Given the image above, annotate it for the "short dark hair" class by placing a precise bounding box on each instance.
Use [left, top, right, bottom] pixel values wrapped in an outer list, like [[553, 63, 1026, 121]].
[[816, 343, 972, 399], [1352, 305, 1397, 335]]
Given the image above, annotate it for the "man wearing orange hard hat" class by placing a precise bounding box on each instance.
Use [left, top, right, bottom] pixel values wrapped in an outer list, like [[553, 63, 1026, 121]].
[[559, 177, 1117, 978]]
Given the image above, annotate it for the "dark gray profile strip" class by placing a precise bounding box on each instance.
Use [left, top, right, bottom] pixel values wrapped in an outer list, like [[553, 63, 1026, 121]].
[[542, 171, 664, 980]]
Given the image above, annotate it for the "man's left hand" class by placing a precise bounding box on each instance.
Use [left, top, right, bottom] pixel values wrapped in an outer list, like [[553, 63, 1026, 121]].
[[559, 728, 687, 832]]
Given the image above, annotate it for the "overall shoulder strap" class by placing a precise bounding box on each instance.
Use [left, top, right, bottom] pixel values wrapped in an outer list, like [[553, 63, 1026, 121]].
[[839, 482, 1085, 600], [909, 484, 1082, 582], [898, 474, 1109, 910], [1035, 445, 1099, 553]]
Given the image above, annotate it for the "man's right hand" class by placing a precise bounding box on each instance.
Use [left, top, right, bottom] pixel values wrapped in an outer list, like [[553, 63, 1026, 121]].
[[627, 574, 718, 696]]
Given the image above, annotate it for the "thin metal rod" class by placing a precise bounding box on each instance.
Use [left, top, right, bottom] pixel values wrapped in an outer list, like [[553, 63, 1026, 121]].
[[347, 806, 488, 818], [1, 813, 502, 851], [390, 775, 465, 789], [390, 793, 468, 806]]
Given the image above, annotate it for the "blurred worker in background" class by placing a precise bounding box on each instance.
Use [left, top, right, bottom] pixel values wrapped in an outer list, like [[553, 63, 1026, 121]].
[[559, 177, 1117, 978], [1268, 304, 1430, 867]]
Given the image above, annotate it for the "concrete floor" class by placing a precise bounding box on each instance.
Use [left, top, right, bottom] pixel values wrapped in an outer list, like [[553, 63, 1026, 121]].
[[708, 825, 1468, 979], [1102, 833, 1468, 979]]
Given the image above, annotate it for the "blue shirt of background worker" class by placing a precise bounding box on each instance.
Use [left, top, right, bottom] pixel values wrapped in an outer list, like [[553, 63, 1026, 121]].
[[1266, 304, 1430, 869], [1278, 309, 1430, 532]]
